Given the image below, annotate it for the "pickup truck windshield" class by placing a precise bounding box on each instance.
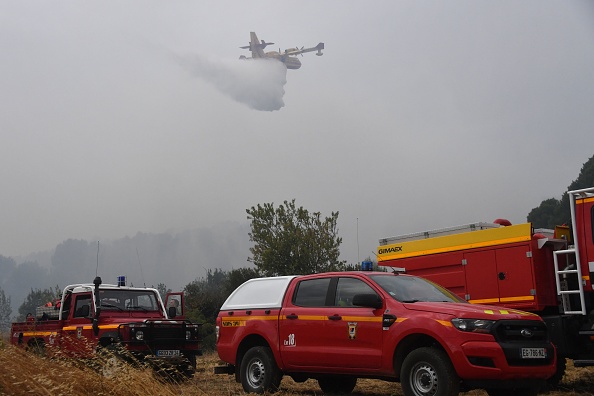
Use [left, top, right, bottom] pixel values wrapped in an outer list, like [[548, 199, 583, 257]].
[[98, 290, 160, 311], [370, 275, 465, 303]]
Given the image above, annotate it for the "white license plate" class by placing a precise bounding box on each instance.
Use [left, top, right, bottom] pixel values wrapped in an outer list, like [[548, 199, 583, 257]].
[[521, 348, 546, 359], [157, 350, 180, 357]]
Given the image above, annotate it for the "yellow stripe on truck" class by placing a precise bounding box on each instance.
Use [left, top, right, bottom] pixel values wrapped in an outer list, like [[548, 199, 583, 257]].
[[378, 223, 532, 261]]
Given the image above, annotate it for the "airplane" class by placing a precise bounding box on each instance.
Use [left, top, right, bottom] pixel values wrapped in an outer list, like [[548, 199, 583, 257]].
[[239, 32, 324, 70]]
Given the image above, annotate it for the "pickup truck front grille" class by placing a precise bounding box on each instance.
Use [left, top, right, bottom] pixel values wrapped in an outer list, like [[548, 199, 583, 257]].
[[491, 320, 554, 366], [492, 320, 548, 342]]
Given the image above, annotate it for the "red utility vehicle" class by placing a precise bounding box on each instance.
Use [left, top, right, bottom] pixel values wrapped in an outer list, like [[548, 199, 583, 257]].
[[215, 271, 555, 396], [377, 187, 594, 382], [11, 276, 201, 375]]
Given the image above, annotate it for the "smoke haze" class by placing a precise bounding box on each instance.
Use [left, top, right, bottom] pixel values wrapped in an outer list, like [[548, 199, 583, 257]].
[[179, 54, 287, 111]]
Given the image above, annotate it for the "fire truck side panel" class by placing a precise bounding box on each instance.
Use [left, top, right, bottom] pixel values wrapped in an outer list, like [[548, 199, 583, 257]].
[[463, 249, 500, 305], [386, 252, 466, 296]]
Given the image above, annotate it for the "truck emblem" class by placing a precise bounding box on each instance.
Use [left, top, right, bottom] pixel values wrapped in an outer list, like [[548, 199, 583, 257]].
[[77, 327, 83, 339], [348, 322, 357, 340], [520, 328, 533, 338]]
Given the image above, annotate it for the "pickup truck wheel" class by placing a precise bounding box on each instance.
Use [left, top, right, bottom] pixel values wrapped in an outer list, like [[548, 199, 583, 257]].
[[401, 347, 459, 396], [318, 376, 357, 394], [97, 345, 129, 378], [240, 346, 282, 394], [27, 339, 45, 356]]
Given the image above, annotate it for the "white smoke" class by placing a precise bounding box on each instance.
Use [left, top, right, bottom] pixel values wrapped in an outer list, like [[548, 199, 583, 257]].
[[179, 54, 287, 111]]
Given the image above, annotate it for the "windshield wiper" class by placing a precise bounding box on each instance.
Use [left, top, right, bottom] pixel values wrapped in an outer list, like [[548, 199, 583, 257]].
[[402, 299, 420, 303], [101, 302, 124, 311], [128, 306, 149, 312]]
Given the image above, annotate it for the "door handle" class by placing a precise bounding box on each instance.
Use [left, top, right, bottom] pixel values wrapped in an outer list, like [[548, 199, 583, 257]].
[[286, 314, 298, 320], [328, 314, 342, 321]]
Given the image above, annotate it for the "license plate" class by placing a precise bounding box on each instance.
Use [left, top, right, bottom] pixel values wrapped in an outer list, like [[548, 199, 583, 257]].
[[157, 350, 180, 357], [521, 348, 546, 359]]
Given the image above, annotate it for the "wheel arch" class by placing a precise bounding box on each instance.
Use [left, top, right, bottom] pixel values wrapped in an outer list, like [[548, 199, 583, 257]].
[[235, 334, 275, 382], [393, 333, 448, 379]]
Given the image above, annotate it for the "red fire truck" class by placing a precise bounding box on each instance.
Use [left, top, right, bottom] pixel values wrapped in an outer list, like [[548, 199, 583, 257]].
[[377, 187, 594, 382], [10, 276, 201, 376]]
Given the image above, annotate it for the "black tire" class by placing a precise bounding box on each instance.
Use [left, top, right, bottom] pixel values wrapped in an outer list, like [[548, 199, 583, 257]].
[[400, 347, 459, 396], [318, 376, 357, 394], [544, 356, 566, 391], [181, 353, 197, 378], [96, 344, 129, 378], [27, 339, 45, 356], [240, 346, 282, 394]]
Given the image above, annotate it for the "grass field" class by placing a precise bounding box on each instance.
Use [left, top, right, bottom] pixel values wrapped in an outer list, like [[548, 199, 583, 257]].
[[1, 343, 593, 396]]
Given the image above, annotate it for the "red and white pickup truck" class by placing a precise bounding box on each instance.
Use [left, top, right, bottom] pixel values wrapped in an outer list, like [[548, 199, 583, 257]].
[[11, 276, 201, 376], [215, 271, 556, 396]]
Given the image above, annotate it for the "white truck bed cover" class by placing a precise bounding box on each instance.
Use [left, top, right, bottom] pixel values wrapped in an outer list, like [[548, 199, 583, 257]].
[[220, 276, 297, 310]]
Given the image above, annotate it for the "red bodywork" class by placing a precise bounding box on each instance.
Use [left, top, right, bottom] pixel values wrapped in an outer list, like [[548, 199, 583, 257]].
[[216, 272, 555, 388], [11, 282, 201, 368]]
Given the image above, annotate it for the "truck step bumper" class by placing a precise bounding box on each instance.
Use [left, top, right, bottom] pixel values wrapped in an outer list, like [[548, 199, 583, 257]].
[[573, 360, 594, 367], [214, 363, 235, 375]]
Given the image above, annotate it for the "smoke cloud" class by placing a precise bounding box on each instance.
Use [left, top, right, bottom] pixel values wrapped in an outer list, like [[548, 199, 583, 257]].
[[180, 54, 287, 111]]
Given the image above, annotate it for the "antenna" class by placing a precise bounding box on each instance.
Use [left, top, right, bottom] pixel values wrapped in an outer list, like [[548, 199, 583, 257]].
[[357, 217, 360, 265], [136, 248, 146, 287], [95, 241, 100, 277]]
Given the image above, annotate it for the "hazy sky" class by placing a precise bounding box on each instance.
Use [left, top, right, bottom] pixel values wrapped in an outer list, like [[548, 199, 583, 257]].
[[2, 1, 594, 267]]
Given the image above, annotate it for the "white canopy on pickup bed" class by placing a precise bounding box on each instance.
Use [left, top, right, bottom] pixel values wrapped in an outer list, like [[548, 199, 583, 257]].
[[220, 276, 297, 310]]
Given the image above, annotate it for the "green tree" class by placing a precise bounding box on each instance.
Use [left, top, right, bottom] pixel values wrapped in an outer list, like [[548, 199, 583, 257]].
[[246, 199, 346, 276], [184, 269, 229, 351], [155, 283, 171, 302], [17, 286, 60, 321], [528, 155, 594, 228], [225, 267, 260, 296], [0, 288, 12, 334]]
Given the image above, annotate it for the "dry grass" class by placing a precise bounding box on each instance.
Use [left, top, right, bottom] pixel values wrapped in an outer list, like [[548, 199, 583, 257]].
[[1, 342, 593, 396]]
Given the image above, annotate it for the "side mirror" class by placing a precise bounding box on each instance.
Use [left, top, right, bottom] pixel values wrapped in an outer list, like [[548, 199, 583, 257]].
[[352, 293, 383, 309], [168, 306, 177, 319]]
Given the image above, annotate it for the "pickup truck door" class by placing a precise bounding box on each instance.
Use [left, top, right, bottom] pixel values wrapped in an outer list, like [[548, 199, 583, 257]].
[[322, 277, 383, 369], [279, 277, 331, 369], [62, 293, 95, 356], [279, 276, 383, 370]]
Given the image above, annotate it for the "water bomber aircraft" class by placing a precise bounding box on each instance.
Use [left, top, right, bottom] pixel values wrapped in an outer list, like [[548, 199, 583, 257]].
[[239, 32, 324, 70]]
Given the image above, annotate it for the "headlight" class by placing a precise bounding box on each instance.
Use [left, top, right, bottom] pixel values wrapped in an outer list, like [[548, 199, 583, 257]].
[[451, 318, 495, 333], [135, 330, 144, 341], [186, 330, 192, 340]]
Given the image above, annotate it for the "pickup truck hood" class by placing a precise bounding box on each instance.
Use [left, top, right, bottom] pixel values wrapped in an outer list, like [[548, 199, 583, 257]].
[[402, 301, 540, 321]]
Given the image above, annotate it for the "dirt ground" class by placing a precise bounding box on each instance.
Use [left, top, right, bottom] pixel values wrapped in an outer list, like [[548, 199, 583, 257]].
[[1, 344, 593, 396]]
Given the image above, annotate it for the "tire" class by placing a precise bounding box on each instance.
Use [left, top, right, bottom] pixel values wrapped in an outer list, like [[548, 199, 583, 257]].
[[318, 376, 357, 394], [96, 344, 129, 378], [27, 339, 45, 356], [240, 346, 282, 394], [400, 347, 459, 396], [544, 356, 566, 391]]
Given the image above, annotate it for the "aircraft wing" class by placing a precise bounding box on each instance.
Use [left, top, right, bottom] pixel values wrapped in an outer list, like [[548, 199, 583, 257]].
[[240, 32, 267, 59], [284, 42, 324, 57]]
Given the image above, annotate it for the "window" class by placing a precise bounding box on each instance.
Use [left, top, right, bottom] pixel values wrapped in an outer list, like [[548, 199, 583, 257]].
[[74, 295, 91, 317], [293, 278, 331, 307], [334, 277, 377, 307]]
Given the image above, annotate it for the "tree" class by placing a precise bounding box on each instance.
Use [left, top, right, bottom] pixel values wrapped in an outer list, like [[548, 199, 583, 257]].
[[17, 286, 60, 321], [0, 288, 11, 334], [225, 267, 260, 296], [155, 283, 171, 302], [184, 269, 229, 351], [246, 199, 346, 276], [528, 155, 594, 228]]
